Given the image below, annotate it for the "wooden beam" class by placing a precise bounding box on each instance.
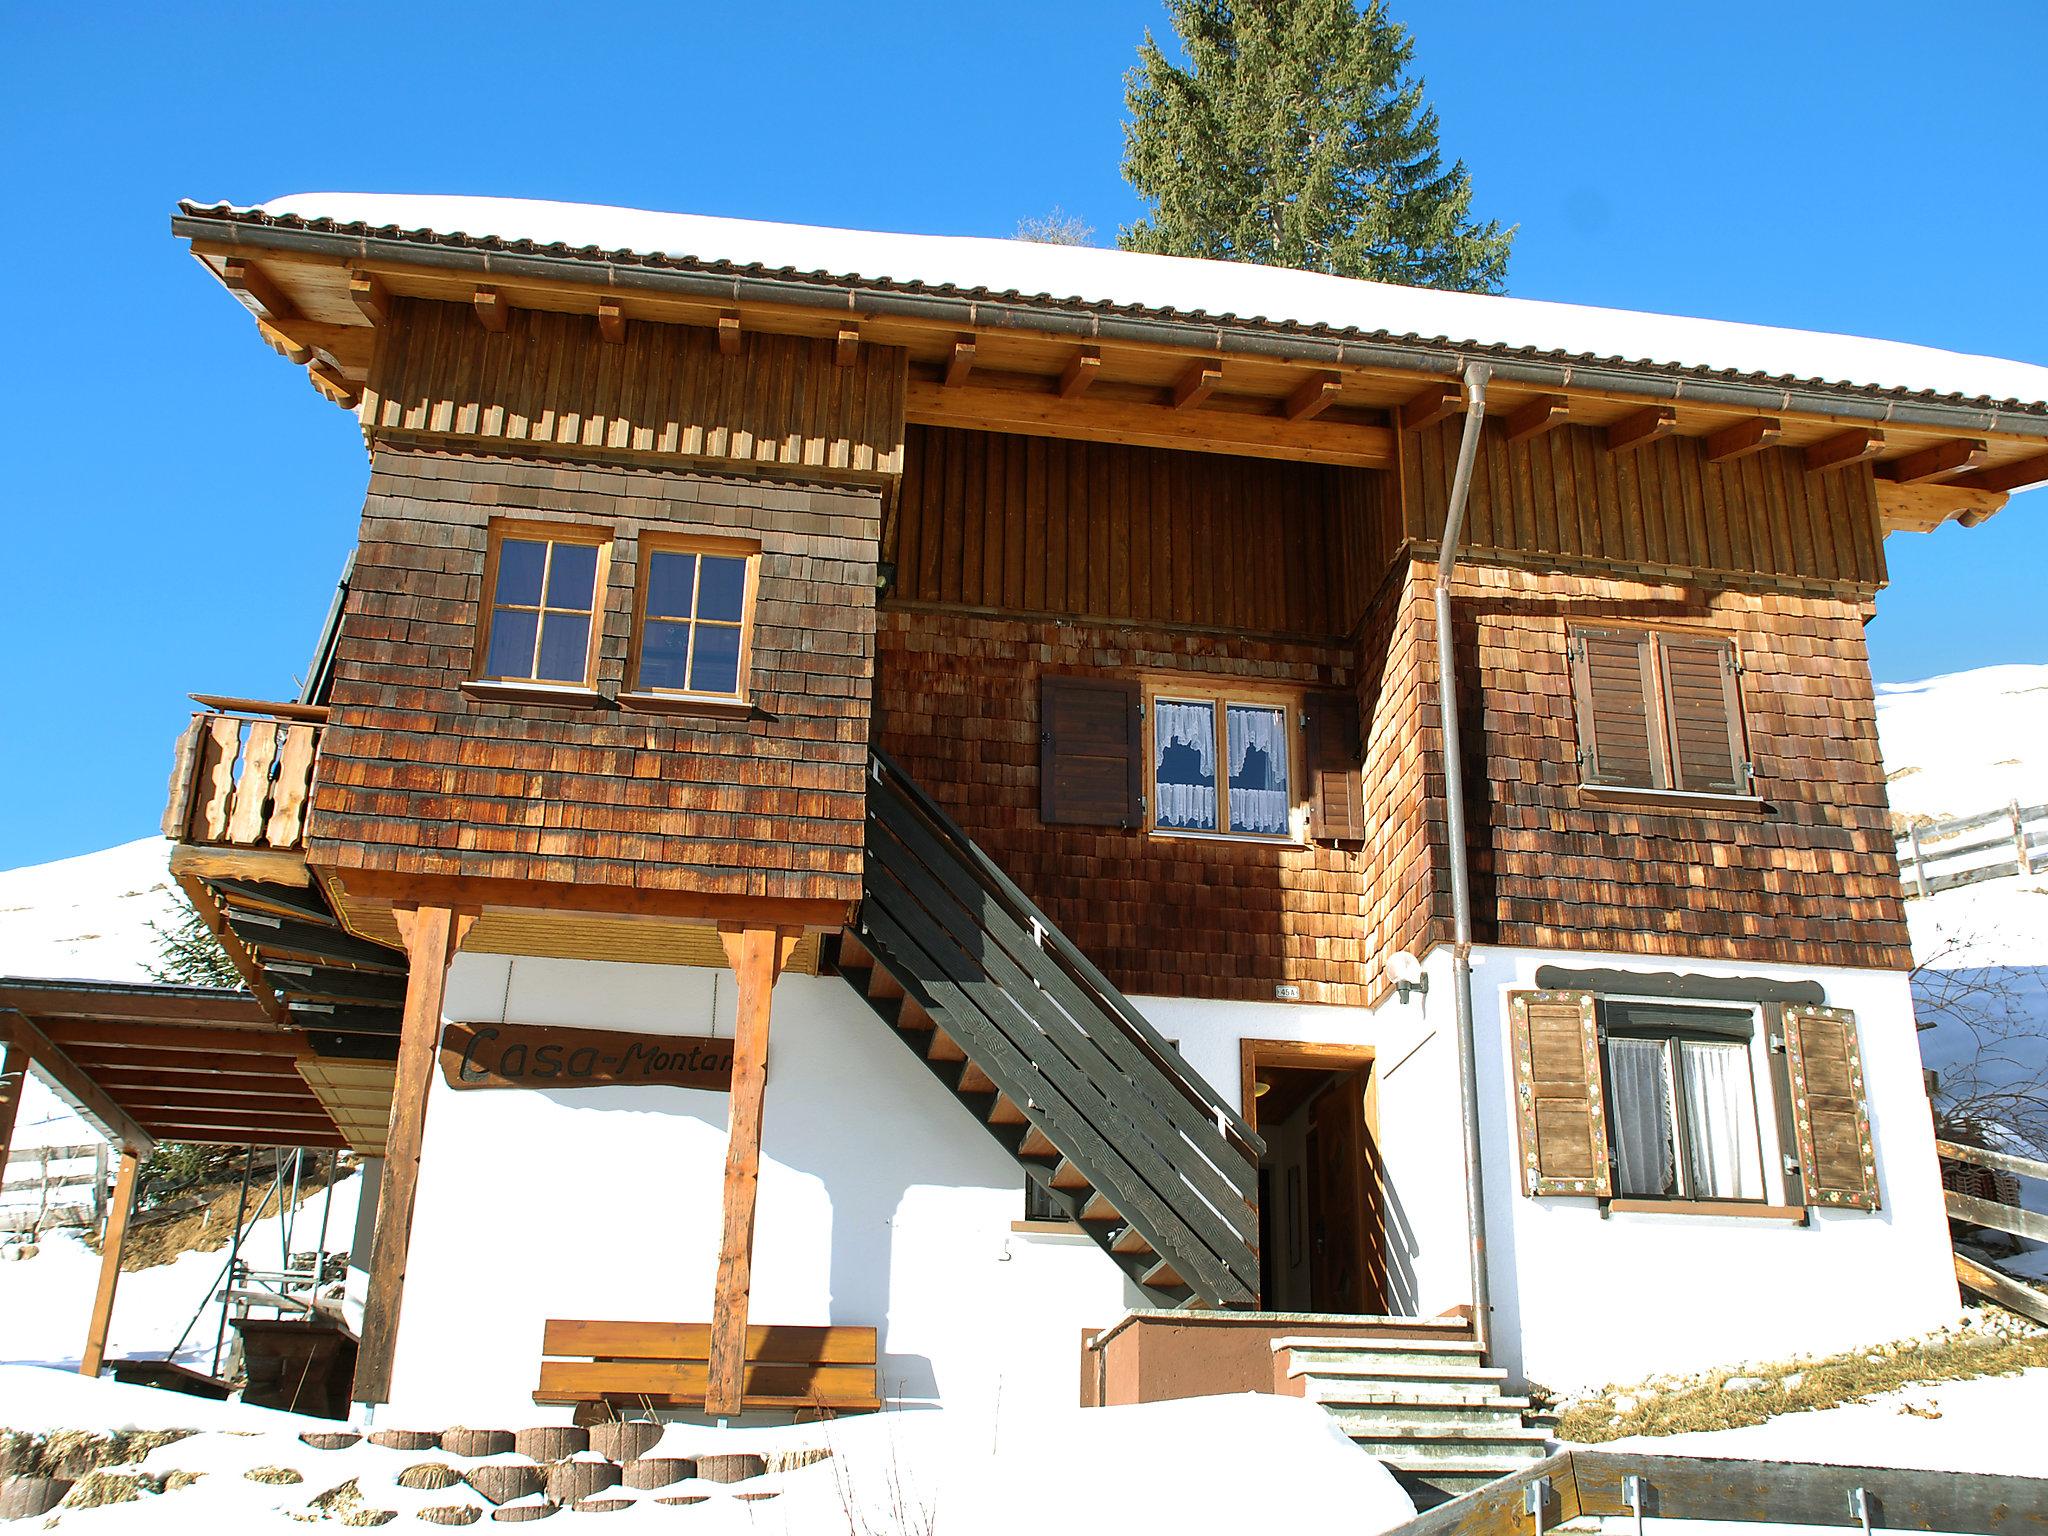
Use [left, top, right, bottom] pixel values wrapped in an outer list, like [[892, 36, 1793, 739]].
[[1951, 451, 2048, 496], [944, 335, 977, 389], [1170, 358, 1222, 410], [1504, 394, 1569, 445], [906, 378, 1395, 471], [0, 1010, 156, 1156], [1282, 371, 1342, 422], [1804, 427, 1886, 472], [352, 904, 474, 1406], [1606, 405, 1676, 453], [717, 312, 741, 357], [349, 272, 391, 327], [1955, 1250, 2048, 1329], [1880, 437, 1992, 484], [596, 299, 625, 345], [833, 325, 860, 368], [1703, 416, 1782, 464], [1398, 382, 1463, 434], [307, 361, 360, 409], [172, 871, 289, 1021], [79, 1150, 140, 1378], [473, 287, 511, 333], [705, 925, 794, 1418], [256, 319, 312, 366], [221, 258, 295, 321], [1875, 479, 2008, 534], [0, 1042, 25, 1180], [1058, 347, 1101, 399]]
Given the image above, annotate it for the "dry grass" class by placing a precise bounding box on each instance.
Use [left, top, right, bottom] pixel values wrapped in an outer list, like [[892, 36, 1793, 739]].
[[244, 1464, 306, 1485], [0, 1428, 194, 1480], [765, 1446, 835, 1474], [60, 1470, 159, 1507], [1558, 1313, 2048, 1443]]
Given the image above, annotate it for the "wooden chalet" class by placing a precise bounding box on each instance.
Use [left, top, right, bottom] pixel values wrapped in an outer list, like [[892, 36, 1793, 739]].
[[5, 190, 2043, 1494]]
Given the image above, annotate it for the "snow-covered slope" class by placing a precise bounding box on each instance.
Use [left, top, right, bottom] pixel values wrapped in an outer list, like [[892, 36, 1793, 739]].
[[1877, 664, 2048, 826]]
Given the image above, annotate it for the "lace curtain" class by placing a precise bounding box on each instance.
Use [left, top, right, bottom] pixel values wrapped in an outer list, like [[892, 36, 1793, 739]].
[[1608, 1038, 1676, 1198], [1226, 704, 1289, 835], [1153, 699, 1217, 829], [1678, 1040, 1765, 1200]]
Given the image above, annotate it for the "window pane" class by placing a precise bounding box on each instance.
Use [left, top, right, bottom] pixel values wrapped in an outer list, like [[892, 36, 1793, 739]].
[[1153, 699, 1217, 832], [536, 611, 591, 682], [484, 607, 538, 679], [1677, 1041, 1764, 1199], [689, 624, 742, 695], [1226, 703, 1290, 835], [639, 618, 691, 690], [494, 539, 546, 607], [697, 555, 748, 623], [646, 550, 698, 620], [545, 542, 598, 610], [1608, 1038, 1677, 1198]]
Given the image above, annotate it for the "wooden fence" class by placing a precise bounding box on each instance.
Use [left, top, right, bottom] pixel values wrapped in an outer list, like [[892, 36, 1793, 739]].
[[1939, 1136, 2048, 1328], [1897, 800, 2046, 899], [1, 1141, 107, 1234], [1396, 1449, 2047, 1535]]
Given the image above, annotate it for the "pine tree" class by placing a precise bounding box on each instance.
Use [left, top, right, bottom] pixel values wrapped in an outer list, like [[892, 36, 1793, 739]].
[[1119, 0, 1513, 293], [146, 905, 243, 989]]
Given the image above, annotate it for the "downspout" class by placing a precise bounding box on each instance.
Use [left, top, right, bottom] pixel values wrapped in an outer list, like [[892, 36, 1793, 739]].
[[1435, 360, 1493, 1357]]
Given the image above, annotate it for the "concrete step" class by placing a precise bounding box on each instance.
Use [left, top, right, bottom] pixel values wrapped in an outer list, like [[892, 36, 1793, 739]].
[[1347, 1425, 1552, 1464], [1293, 1362, 1511, 1401], [1315, 1396, 1534, 1432], [1276, 1335, 1484, 1371]]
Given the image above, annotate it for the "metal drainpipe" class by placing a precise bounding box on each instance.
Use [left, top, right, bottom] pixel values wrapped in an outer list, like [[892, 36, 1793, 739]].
[[1436, 360, 1493, 1357]]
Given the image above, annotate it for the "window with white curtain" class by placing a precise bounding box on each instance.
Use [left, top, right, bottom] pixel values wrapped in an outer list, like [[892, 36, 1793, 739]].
[[1149, 689, 1297, 840], [1601, 1003, 1766, 1202]]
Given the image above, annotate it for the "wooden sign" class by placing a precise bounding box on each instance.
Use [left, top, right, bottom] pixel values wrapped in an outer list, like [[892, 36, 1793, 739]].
[[440, 1022, 735, 1092]]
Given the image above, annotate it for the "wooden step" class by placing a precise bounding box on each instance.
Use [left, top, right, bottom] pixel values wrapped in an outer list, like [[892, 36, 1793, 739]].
[[987, 1095, 1028, 1127], [897, 998, 936, 1032], [1111, 1227, 1156, 1258], [958, 1062, 997, 1096], [1141, 1257, 1184, 1290], [1080, 1191, 1116, 1221], [867, 968, 904, 1003], [927, 1029, 966, 1063], [839, 931, 876, 971], [1018, 1127, 1057, 1160], [1050, 1158, 1091, 1192]]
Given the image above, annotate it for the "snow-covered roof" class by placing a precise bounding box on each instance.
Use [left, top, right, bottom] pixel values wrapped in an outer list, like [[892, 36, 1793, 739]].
[[185, 192, 2048, 415]]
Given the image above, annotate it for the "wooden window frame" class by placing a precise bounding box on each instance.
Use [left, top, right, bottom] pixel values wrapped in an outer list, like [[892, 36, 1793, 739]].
[[1597, 999, 1776, 1209], [470, 519, 613, 695], [620, 533, 762, 712], [1140, 676, 1304, 845], [1568, 623, 1757, 804]]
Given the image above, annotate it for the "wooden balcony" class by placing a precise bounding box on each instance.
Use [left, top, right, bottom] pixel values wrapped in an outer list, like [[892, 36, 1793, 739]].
[[163, 698, 326, 880]]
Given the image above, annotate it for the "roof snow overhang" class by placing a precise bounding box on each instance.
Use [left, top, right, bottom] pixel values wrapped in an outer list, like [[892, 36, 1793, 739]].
[[171, 194, 2048, 529]]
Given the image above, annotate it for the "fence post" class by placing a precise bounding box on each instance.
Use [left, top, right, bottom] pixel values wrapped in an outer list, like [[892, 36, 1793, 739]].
[[1907, 823, 1927, 898], [2017, 800, 2033, 877]]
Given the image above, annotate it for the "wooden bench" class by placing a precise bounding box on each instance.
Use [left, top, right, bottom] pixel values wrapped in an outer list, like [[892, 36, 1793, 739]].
[[534, 1320, 881, 1415]]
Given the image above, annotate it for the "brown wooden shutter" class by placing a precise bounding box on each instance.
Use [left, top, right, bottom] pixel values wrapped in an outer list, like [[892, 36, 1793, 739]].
[[1659, 634, 1749, 795], [1508, 990, 1612, 1197], [1302, 691, 1364, 843], [1040, 675, 1143, 828], [1570, 629, 1662, 789], [1780, 1004, 1880, 1210]]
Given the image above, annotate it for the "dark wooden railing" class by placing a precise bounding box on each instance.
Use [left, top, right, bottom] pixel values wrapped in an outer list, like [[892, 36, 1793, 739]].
[[163, 701, 327, 854], [1940, 1136, 2048, 1327], [1396, 1449, 2047, 1535], [861, 751, 1263, 1306]]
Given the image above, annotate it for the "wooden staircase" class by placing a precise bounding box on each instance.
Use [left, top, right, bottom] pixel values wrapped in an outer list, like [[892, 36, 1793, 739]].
[[838, 753, 1264, 1308], [1275, 1330, 1551, 1508]]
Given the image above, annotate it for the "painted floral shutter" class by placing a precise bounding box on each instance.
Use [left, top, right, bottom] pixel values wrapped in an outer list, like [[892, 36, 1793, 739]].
[[1570, 629, 1663, 789], [1779, 1004, 1880, 1210], [1039, 675, 1144, 828], [1302, 691, 1365, 843], [1659, 634, 1749, 795], [1508, 990, 1612, 1197]]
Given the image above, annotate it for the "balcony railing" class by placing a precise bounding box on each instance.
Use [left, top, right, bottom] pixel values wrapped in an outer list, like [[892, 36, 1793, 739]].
[[163, 697, 327, 855]]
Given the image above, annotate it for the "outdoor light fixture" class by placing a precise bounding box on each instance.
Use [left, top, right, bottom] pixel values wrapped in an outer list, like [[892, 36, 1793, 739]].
[[1386, 950, 1428, 1004]]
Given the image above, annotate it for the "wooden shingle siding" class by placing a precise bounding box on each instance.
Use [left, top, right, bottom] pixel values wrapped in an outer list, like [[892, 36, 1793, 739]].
[[1402, 418, 1888, 594], [309, 447, 878, 905], [1380, 558, 1914, 972], [891, 425, 1396, 638], [875, 610, 1375, 1004], [362, 298, 907, 478]]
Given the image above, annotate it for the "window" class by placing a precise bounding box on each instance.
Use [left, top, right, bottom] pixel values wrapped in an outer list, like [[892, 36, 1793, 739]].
[[1149, 688, 1295, 839], [631, 538, 758, 700], [1601, 1002, 1766, 1202], [1568, 626, 1751, 796], [476, 525, 609, 687]]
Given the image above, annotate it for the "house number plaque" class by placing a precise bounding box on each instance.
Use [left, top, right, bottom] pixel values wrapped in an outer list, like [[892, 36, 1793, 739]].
[[440, 1021, 735, 1092]]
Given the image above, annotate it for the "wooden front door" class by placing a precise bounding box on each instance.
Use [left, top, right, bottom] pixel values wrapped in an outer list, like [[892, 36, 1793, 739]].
[[1308, 1068, 1375, 1314]]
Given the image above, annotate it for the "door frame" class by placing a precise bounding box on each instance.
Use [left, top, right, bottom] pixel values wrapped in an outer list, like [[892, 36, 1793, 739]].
[[1239, 1039, 1384, 1314]]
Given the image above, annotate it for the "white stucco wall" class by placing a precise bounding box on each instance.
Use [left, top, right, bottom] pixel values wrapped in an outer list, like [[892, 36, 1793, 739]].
[[1467, 946, 1958, 1393]]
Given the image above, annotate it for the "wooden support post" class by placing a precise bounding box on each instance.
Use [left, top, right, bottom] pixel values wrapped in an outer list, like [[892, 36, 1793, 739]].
[[352, 904, 473, 1406], [1908, 823, 1928, 898], [0, 1041, 26, 1178], [80, 1149, 140, 1377], [2014, 801, 2030, 877], [706, 925, 796, 1418]]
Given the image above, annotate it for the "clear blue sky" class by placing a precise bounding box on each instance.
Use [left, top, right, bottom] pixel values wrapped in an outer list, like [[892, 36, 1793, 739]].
[[2, 2, 2042, 868]]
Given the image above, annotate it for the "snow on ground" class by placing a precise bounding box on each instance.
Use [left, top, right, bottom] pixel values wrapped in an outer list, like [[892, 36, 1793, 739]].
[[1876, 663, 2048, 826], [0, 1378, 1415, 1534], [1600, 1367, 2048, 1478]]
